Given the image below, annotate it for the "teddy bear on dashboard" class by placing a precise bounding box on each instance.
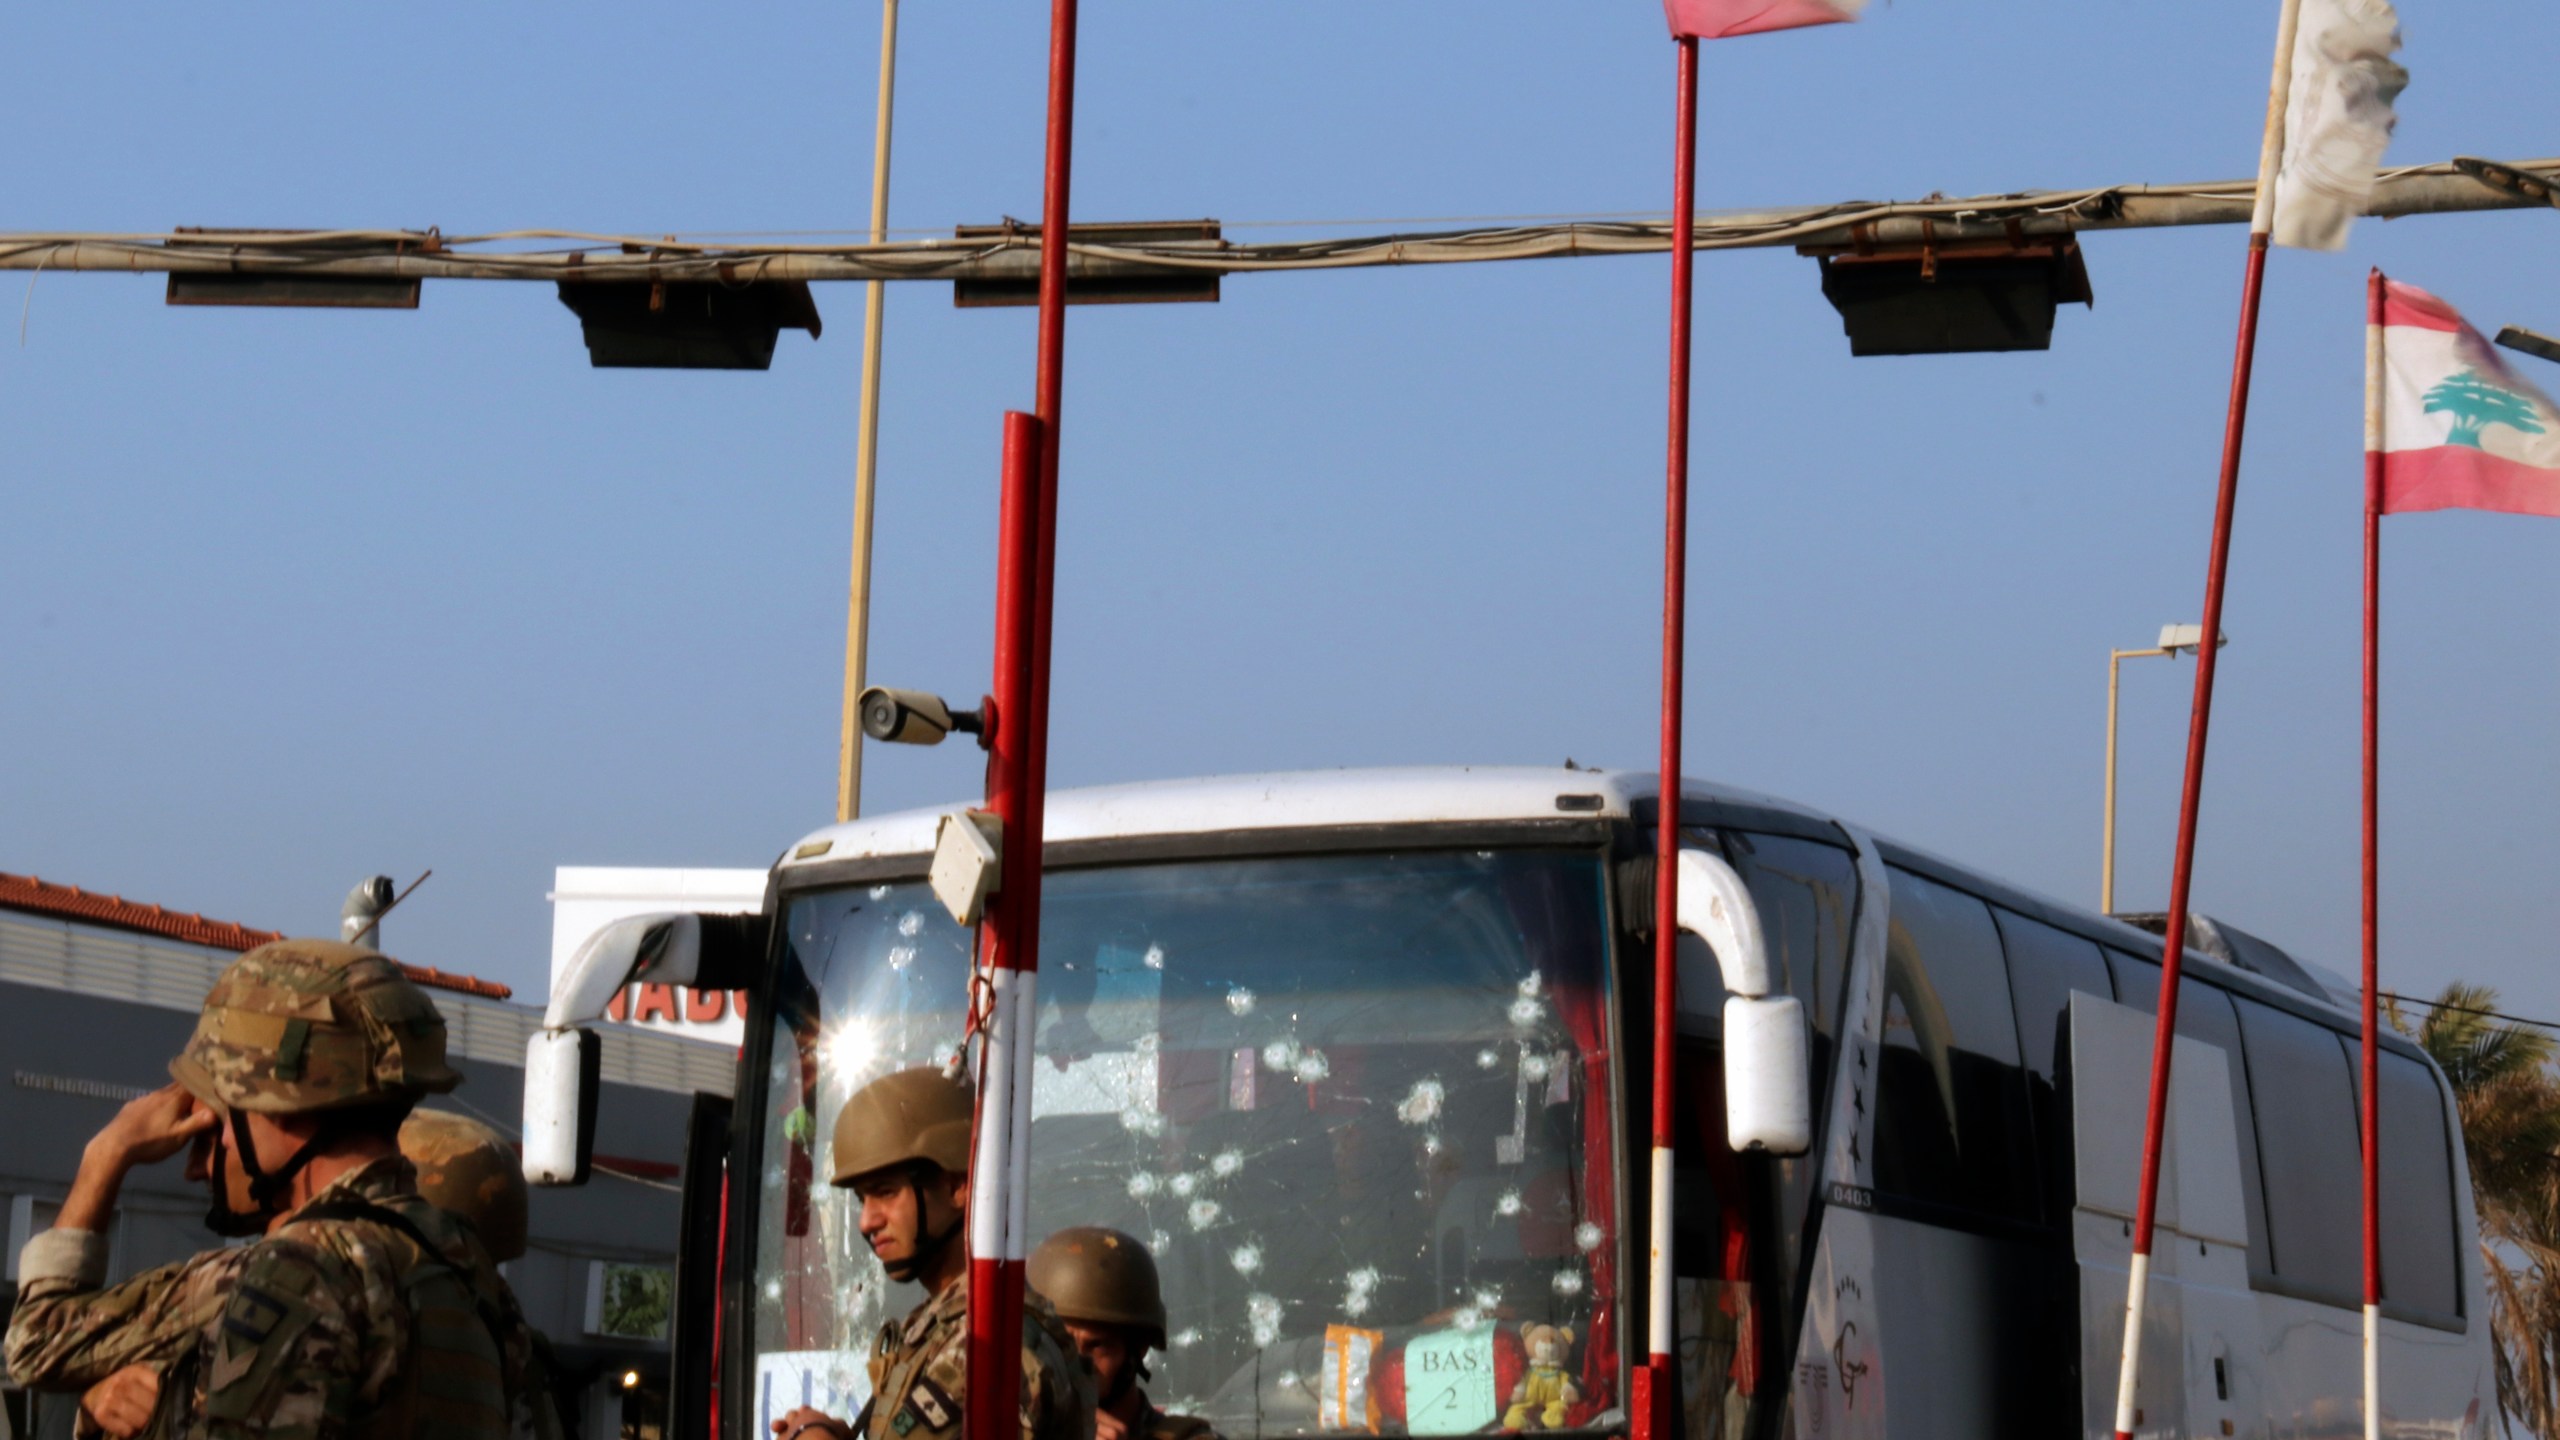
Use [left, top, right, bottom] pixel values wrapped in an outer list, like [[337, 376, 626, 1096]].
[[1502, 1322, 1581, 1430]]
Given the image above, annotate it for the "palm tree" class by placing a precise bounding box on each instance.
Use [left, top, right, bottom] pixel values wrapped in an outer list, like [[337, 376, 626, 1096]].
[[2394, 985, 2560, 1435]]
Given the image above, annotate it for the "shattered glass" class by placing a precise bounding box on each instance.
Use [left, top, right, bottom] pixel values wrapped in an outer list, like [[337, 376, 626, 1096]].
[[750, 849, 1621, 1436]]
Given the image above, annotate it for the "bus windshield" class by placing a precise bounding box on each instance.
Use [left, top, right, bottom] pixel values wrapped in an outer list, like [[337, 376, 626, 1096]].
[[748, 847, 1623, 1439]]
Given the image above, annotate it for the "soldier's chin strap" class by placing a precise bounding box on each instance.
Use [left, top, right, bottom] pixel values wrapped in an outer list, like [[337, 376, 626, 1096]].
[[203, 1107, 336, 1238], [1101, 1361, 1140, 1409], [888, 1204, 967, 1285], [880, 1168, 968, 1284]]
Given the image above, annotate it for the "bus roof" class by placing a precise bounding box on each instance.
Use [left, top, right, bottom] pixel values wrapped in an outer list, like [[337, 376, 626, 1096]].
[[777, 764, 1816, 872], [779, 763, 2354, 1019]]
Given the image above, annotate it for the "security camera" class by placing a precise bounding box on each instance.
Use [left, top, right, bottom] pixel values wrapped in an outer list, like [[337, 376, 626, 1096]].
[[858, 687, 987, 747]]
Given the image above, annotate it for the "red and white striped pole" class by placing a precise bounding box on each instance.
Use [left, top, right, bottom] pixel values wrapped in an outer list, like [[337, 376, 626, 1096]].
[[967, 411, 1046, 1440], [1638, 34, 1701, 1440], [2359, 267, 2387, 1440], [2110, 2, 2303, 1435], [967, 0, 1078, 1428]]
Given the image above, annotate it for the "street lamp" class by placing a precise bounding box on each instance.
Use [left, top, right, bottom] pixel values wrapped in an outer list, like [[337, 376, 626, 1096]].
[[2496, 325, 2560, 366], [2103, 624, 2227, 914]]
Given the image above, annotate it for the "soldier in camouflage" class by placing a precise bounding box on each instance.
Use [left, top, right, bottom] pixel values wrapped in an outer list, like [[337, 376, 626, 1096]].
[[398, 1111, 564, 1440], [1027, 1228, 1217, 1440], [23, 1108, 559, 1440], [3, 939, 538, 1440], [769, 1067, 1094, 1440]]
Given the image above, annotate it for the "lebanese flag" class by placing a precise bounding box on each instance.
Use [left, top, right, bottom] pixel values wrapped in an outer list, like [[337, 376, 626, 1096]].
[[1663, 0, 1862, 39], [2374, 277, 2560, 517]]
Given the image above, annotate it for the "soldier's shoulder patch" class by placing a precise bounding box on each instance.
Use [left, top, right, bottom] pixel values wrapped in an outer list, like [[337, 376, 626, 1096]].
[[204, 1270, 324, 1414], [907, 1374, 955, 1430], [222, 1283, 294, 1346], [890, 1408, 919, 1437]]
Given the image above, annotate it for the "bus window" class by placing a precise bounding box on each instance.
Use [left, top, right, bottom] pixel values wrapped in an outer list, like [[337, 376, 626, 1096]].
[[1991, 914, 2109, 1440], [1673, 1045, 1767, 1440], [1717, 833, 1857, 1052], [1993, 911, 2111, 1215], [2233, 998, 2363, 1303], [2363, 1044, 2463, 1320], [2105, 954, 2272, 1281], [1717, 831, 1857, 1299], [1875, 868, 2037, 1224], [754, 849, 1625, 1437]]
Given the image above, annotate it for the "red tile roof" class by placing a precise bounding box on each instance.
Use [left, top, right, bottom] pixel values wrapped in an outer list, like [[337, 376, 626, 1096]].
[[0, 872, 514, 1001]]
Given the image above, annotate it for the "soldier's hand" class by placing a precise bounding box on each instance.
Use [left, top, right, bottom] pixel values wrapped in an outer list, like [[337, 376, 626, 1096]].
[[773, 1406, 853, 1440], [89, 1084, 217, 1169], [1094, 1407, 1131, 1440], [81, 1364, 160, 1439]]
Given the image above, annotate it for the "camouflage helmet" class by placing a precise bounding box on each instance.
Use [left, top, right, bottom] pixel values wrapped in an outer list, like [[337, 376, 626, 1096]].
[[401, 1108, 529, 1262], [1028, 1227, 1168, 1351], [170, 939, 464, 1115], [830, 1065, 974, 1188]]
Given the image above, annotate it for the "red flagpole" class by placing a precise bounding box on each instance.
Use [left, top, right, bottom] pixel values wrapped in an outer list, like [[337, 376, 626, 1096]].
[[2110, 2, 2305, 1434], [1638, 35, 1700, 1440], [968, 0, 1077, 1434], [2360, 267, 2386, 1440]]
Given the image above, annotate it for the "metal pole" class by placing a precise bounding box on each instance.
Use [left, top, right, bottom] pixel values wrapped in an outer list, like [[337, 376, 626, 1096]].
[[2112, 1, 2304, 1434], [2103, 646, 2173, 914], [968, 0, 1079, 1434], [835, 0, 904, 823], [1640, 35, 1700, 1440], [2104, 649, 2125, 914], [967, 411, 1045, 1440], [7, 159, 2553, 285], [1023, 0, 1079, 820], [2360, 266, 2387, 1440]]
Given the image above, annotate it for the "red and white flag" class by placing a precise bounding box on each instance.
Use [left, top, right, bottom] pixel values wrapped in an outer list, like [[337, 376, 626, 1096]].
[[1662, 0, 1861, 40], [2373, 278, 2560, 517]]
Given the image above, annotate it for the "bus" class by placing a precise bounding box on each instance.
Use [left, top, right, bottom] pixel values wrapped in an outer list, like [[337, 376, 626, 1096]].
[[526, 765, 2491, 1440]]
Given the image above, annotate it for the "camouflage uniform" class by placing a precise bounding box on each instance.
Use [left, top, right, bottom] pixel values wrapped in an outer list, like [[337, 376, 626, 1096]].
[[824, 1070, 1093, 1440], [0, 940, 520, 1440], [400, 1112, 561, 1440], [857, 1282, 1092, 1440], [7, 1158, 523, 1440]]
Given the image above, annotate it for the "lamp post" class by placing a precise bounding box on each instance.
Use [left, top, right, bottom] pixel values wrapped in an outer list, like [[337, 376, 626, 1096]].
[[835, 0, 905, 823], [2103, 624, 2226, 914]]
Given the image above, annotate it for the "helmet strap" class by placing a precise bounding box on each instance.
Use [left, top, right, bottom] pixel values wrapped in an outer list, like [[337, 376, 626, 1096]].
[[912, 1184, 967, 1270], [1100, 1351, 1148, 1408], [204, 1107, 334, 1236], [876, 1168, 967, 1284]]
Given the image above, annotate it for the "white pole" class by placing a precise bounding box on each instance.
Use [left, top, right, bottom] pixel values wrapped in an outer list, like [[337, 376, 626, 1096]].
[[969, 968, 1018, 1268], [1005, 971, 1039, 1262]]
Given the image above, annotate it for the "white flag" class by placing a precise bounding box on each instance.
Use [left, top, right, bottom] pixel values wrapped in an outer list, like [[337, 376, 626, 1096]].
[[2271, 0, 2407, 251]]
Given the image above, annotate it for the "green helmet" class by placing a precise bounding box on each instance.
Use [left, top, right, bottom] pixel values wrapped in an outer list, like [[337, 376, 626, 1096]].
[[1028, 1226, 1168, 1351], [402, 1109, 530, 1262], [830, 1065, 974, 1188], [170, 939, 464, 1115]]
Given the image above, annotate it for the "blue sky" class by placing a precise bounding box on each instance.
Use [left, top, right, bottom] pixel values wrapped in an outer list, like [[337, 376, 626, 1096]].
[[4, 1, 2557, 1021]]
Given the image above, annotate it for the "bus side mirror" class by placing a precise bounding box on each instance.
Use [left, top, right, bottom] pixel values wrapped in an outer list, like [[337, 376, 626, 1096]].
[[525, 1026, 601, 1185], [1675, 848, 1812, 1157], [526, 909, 769, 1186], [1722, 996, 1812, 1155]]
